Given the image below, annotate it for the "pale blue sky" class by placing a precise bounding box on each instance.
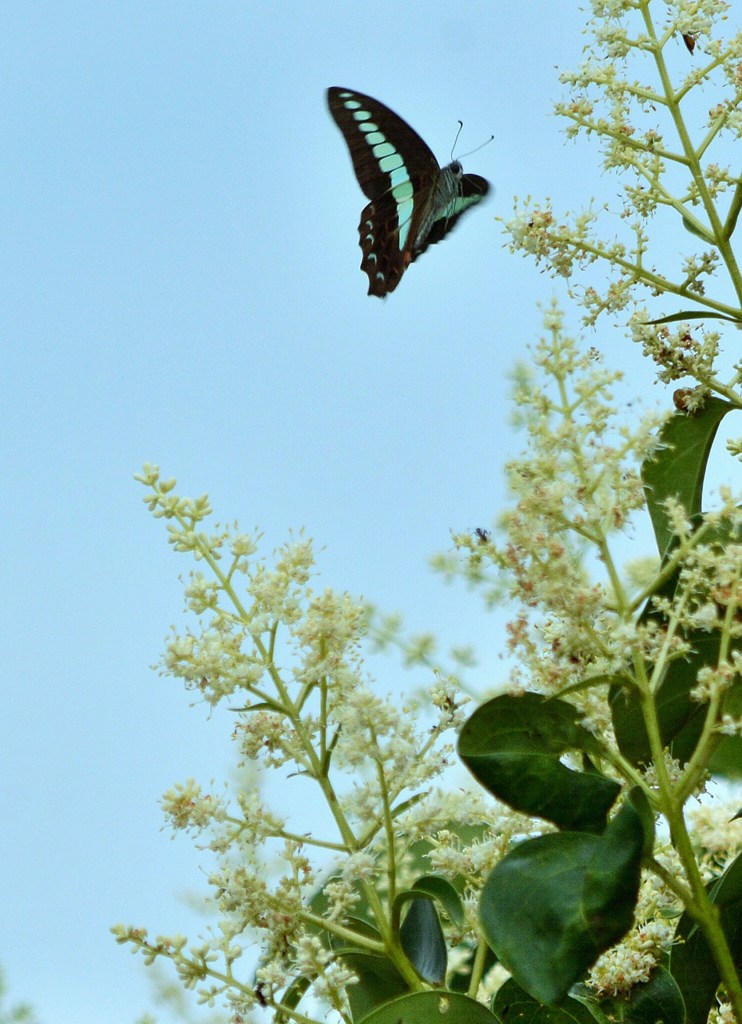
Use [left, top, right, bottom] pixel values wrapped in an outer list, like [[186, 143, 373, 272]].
[[1, 4, 720, 1023]]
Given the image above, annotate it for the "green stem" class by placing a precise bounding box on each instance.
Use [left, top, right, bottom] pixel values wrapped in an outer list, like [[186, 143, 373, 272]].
[[573, 232, 740, 319], [629, 506, 742, 1019], [374, 746, 398, 907], [644, 855, 698, 914], [467, 937, 490, 1000], [724, 177, 742, 240], [679, 554, 742, 803], [299, 910, 386, 953], [663, 802, 742, 1021]]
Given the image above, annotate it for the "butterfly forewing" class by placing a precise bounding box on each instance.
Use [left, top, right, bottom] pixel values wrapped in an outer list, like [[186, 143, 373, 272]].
[[327, 87, 439, 200], [327, 86, 490, 297]]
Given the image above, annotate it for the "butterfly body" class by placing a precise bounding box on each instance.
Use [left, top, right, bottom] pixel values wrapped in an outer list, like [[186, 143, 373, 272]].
[[327, 87, 489, 297]]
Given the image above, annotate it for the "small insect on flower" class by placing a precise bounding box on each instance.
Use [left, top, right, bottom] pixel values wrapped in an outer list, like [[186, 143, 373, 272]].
[[682, 33, 696, 54], [474, 528, 491, 544]]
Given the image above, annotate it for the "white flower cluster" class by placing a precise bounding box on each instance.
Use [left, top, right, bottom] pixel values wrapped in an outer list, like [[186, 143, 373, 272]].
[[503, 1, 742, 350], [122, 465, 518, 1018], [588, 866, 678, 997]]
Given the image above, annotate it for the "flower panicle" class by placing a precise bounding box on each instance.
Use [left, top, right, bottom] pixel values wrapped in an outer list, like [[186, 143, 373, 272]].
[[503, 4, 742, 347]]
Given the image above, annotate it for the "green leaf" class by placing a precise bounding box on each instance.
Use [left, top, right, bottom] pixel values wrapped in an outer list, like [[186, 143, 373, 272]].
[[623, 788, 656, 860], [307, 875, 377, 939], [397, 875, 464, 928], [399, 897, 447, 985], [723, 180, 742, 240], [710, 850, 742, 905], [669, 854, 742, 1024], [479, 796, 644, 1005], [339, 952, 409, 1020], [389, 793, 426, 819], [550, 673, 627, 699], [274, 974, 311, 1023], [610, 635, 715, 767], [458, 694, 620, 832], [708, 680, 742, 779], [568, 984, 617, 1024], [492, 979, 597, 1024], [618, 967, 685, 1024], [681, 216, 715, 242], [570, 969, 684, 1024], [229, 699, 286, 713], [641, 397, 735, 557], [357, 990, 498, 1024], [611, 517, 742, 770], [643, 310, 741, 324]]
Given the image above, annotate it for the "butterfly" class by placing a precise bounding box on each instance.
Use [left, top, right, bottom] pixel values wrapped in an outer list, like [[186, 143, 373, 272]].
[[327, 87, 490, 297]]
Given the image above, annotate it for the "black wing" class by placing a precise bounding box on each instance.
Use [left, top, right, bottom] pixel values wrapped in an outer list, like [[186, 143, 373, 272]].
[[327, 87, 439, 200]]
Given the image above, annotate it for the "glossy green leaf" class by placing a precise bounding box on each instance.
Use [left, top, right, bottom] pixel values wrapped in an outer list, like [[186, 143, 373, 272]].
[[610, 634, 715, 766], [396, 875, 464, 928], [339, 952, 409, 1020], [710, 850, 742, 904], [399, 896, 447, 984], [724, 182, 742, 239], [479, 796, 644, 1005], [357, 989, 498, 1024], [550, 673, 627, 699], [458, 693, 620, 832], [570, 969, 684, 1024], [389, 793, 426, 819], [669, 854, 742, 1024], [611, 621, 742, 770], [681, 216, 715, 242], [274, 974, 311, 1024], [229, 698, 286, 713], [619, 967, 685, 1024], [708, 680, 742, 778], [492, 979, 597, 1024], [568, 984, 615, 1024], [609, 460, 736, 765], [630, 787, 656, 859], [708, 734, 742, 778], [641, 397, 735, 557], [644, 310, 741, 324], [307, 876, 377, 941]]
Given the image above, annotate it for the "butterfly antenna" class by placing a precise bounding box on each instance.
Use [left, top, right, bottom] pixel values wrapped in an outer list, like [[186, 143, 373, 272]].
[[450, 120, 464, 162], [456, 134, 495, 161]]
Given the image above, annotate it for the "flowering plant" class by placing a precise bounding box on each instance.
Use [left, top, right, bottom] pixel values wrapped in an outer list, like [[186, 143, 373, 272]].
[[115, 3, 742, 1023]]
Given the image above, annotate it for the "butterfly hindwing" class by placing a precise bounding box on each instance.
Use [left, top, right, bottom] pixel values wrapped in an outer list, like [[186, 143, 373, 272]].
[[327, 87, 490, 297], [357, 193, 411, 297]]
